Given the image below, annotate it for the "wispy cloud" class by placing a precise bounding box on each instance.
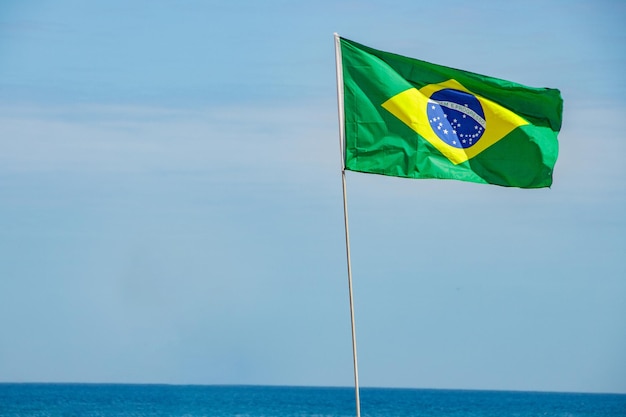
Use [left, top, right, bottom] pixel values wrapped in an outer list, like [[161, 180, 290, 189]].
[[0, 101, 338, 183]]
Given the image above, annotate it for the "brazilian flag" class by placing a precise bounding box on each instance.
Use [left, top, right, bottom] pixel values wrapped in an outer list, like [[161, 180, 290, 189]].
[[337, 36, 563, 188]]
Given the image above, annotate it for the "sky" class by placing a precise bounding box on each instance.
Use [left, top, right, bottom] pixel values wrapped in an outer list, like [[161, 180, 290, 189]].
[[0, 0, 625, 394]]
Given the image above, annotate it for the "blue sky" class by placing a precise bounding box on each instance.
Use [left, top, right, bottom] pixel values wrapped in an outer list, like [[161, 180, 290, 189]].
[[0, 0, 625, 394]]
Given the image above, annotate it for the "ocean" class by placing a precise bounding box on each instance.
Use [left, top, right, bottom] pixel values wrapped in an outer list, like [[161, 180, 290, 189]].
[[0, 384, 625, 417]]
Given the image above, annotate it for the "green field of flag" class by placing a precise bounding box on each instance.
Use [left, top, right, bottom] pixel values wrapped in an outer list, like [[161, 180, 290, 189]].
[[338, 37, 563, 188]]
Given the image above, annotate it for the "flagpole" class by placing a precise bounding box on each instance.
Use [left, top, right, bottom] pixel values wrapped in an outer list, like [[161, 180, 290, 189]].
[[334, 32, 361, 417]]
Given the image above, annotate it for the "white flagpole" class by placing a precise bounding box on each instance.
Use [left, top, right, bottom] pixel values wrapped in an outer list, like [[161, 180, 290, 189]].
[[334, 32, 361, 417]]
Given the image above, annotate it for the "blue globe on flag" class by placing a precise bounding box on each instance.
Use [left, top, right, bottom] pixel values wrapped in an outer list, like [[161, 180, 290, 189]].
[[426, 89, 486, 149]]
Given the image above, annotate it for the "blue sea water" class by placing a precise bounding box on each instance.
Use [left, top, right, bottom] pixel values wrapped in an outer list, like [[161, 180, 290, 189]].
[[0, 384, 625, 417]]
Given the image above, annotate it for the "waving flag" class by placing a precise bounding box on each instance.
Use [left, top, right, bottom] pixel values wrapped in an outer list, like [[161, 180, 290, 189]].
[[337, 37, 563, 188]]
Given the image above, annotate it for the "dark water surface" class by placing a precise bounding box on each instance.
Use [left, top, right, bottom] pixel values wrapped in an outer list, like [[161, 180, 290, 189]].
[[1, 384, 625, 417]]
